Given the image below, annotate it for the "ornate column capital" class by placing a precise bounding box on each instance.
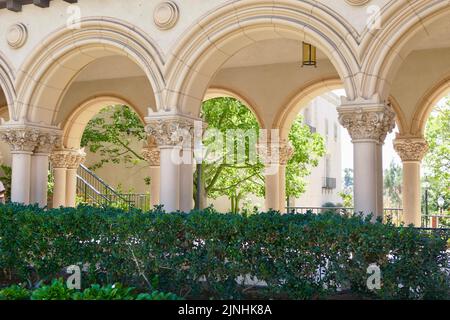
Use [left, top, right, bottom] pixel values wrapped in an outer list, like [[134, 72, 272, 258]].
[[142, 147, 160, 167], [257, 139, 294, 165], [338, 97, 396, 143], [144, 112, 201, 148], [50, 149, 86, 169], [394, 136, 429, 162], [0, 123, 62, 154]]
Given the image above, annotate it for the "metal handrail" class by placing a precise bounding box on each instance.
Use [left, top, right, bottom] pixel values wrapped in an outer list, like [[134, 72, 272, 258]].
[[75, 165, 152, 211]]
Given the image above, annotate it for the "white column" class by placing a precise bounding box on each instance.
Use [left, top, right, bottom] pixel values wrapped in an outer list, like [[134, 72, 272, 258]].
[[159, 146, 180, 212], [30, 153, 50, 207], [259, 139, 293, 212], [150, 166, 160, 207], [11, 151, 33, 204], [179, 148, 194, 212], [145, 114, 198, 213], [376, 143, 384, 218], [338, 99, 396, 220], [53, 167, 67, 208], [65, 168, 78, 207], [265, 169, 280, 211], [142, 146, 161, 207], [50, 149, 85, 208], [353, 141, 378, 216], [394, 137, 429, 227], [278, 164, 288, 213]]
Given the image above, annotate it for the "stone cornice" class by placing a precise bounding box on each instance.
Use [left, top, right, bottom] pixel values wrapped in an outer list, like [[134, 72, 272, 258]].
[[394, 137, 429, 162]]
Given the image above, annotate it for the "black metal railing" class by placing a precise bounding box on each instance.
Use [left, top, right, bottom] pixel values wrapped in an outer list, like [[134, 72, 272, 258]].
[[76, 164, 151, 211]]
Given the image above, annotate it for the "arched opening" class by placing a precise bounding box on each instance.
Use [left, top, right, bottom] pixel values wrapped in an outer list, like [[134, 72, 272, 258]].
[[197, 95, 263, 213], [167, 1, 358, 117], [9, 19, 162, 209], [420, 93, 449, 228]]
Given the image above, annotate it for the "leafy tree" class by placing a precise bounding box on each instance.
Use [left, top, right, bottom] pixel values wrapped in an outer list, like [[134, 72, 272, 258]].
[[197, 97, 325, 212], [423, 100, 450, 213], [383, 160, 402, 208], [197, 97, 264, 212], [81, 105, 147, 170]]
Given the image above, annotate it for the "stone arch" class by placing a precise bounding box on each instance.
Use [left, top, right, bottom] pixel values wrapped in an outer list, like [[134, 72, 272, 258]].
[[166, 0, 360, 116], [361, 1, 450, 100], [0, 51, 15, 120], [62, 95, 145, 150], [274, 77, 343, 140], [410, 75, 450, 136], [14, 17, 165, 125], [204, 87, 265, 128]]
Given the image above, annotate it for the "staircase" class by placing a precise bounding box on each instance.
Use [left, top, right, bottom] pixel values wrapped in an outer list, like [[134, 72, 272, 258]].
[[76, 164, 151, 211]]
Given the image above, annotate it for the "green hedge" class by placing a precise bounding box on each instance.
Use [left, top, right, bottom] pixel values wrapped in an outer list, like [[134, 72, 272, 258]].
[[0, 203, 448, 300], [0, 279, 181, 300]]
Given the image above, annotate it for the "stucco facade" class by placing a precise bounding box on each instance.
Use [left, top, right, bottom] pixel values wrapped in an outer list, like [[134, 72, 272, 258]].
[[0, 0, 448, 225]]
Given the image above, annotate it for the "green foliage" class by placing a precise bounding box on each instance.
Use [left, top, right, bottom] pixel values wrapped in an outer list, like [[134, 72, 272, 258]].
[[0, 203, 448, 300], [31, 279, 75, 300], [286, 116, 326, 198], [81, 105, 146, 170], [0, 279, 180, 300], [383, 160, 403, 208], [136, 291, 181, 300], [0, 164, 11, 200], [199, 97, 264, 212], [423, 101, 450, 214], [198, 98, 325, 212], [72, 283, 135, 300], [0, 285, 30, 300]]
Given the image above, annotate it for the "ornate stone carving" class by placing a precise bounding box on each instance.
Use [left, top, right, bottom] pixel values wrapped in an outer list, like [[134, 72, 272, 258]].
[[50, 149, 86, 169], [257, 139, 294, 165], [145, 116, 196, 148], [338, 103, 396, 143], [394, 137, 429, 162], [6, 23, 28, 49], [142, 147, 160, 167], [0, 126, 40, 152], [35, 131, 62, 154], [154, 1, 179, 30]]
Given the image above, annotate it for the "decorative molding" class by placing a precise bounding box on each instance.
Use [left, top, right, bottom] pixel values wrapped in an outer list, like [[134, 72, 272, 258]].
[[338, 98, 396, 143], [394, 137, 429, 162], [257, 139, 294, 165], [142, 147, 160, 167], [345, 0, 371, 6], [50, 149, 86, 169], [6, 23, 28, 49], [154, 1, 179, 30]]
